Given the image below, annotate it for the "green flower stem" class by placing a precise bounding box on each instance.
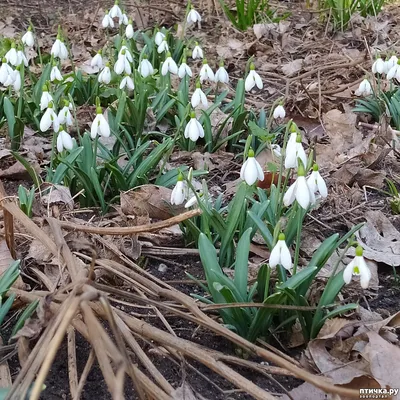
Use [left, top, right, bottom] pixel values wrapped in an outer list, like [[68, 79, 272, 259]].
[[292, 205, 306, 275]]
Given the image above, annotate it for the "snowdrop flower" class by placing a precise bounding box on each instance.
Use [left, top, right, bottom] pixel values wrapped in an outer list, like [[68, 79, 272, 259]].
[[372, 57, 385, 74], [109, 1, 122, 19], [384, 55, 398, 74], [5, 44, 18, 66], [178, 58, 192, 78], [307, 164, 328, 199], [57, 128, 73, 152], [40, 87, 53, 111], [245, 63, 263, 91], [91, 107, 110, 139], [161, 53, 178, 76], [126, 20, 134, 38], [3, 69, 15, 87], [343, 246, 371, 289], [157, 39, 169, 54], [170, 173, 186, 205], [283, 164, 315, 210], [0, 59, 14, 85], [187, 6, 201, 24], [12, 69, 21, 92], [22, 27, 34, 47], [50, 64, 63, 82], [387, 60, 400, 81], [191, 81, 208, 108], [199, 60, 215, 83], [192, 43, 203, 60], [51, 37, 68, 60], [355, 78, 372, 97], [269, 233, 292, 270], [273, 104, 286, 120], [114, 50, 131, 75], [98, 64, 111, 84], [215, 61, 229, 84], [271, 144, 281, 158], [40, 103, 59, 132], [91, 51, 104, 69], [119, 45, 133, 63], [284, 134, 307, 170], [154, 31, 165, 46], [185, 195, 198, 208], [240, 148, 264, 186], [138, 57, 154, 78], [119, 12, 128, 25], [58, 102, 73, 126], [120, 74, 135, 90], [184, 112, 204, 142], [16, 50, 28, 67], [102, 11, 115, 28]]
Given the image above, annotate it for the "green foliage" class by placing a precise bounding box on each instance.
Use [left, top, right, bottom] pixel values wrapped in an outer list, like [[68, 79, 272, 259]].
[[18, 185, 35, 217], [319, 0, 386, 30], [197, 229, 360, 342], [218, 0, 285, 31]]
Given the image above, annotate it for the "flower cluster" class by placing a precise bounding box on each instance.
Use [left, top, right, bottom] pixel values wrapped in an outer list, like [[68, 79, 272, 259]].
[[170, 172, 199, 208]]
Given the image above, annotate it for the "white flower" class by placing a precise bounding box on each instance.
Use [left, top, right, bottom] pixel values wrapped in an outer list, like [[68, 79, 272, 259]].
[[16, 51, 28, 67], [119, 13, 128, 25], [91, 53, 104, 69], [161, 54, 178, 76], [184, 114, 204, 142], [114, 53, 131, 75], [178, 62, 192, 78], [120, 75, 135, 90], [3, 70, 15, 87], [284, 134, 307, 170], [50, 65, 63, 82], [355, 79, 372, 97], [5, 46, 18, 66], [307, 165, 328, 198], [138, 58, 154, 78], [154, 31, 165, 46], [40, 90, 53, 111], [185, 195, 198, 208], [58, 106, 73, 126], [51, 38, 68, 60], [283, 174, 315, 210], [91, 108, 110, 139], [0, 62, 14, 85], [191, 86, 208, 108], [102, 13, 114, 28], [384, 55, 398, 74], [269, 234, 292, 270], [40, 105, 59, 132], [119, 46, 133, 63], [126, 23, 134, 39], [372, 57, 385, 74], [215, 65, 229, 83], [273, 105, 286, 119], [245, 64, 263, 91], [170, 176, 186, 205], [387, 63, 400, 81], [240, 149, 264, 186], [192, 44, 203, 59], [187, 8, 201, 24], [271, 144, 281, 158], [12, 70, 21, 91], [57, 129, 73, 152], [22, 29, 34, 47], [98, 66, 111, 84], [157, 40, 169, 54], [109, 2, 122, 19], [199, 61, 215, 83], [343, 246, 371, 289]]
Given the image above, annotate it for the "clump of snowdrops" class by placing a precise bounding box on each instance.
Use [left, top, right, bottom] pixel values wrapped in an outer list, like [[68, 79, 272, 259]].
[[0, 1, 279, 212], [174, 120, 369, 342]]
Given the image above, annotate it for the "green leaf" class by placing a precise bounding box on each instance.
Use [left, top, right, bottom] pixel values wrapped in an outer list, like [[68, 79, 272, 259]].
[[0, 293, 16, 326], [52, 147, 84, 184], [234, 228, 252, 299], [277, 267, 318, 290], [11, 299, 39, 337], [11, 152, 42, 188]]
